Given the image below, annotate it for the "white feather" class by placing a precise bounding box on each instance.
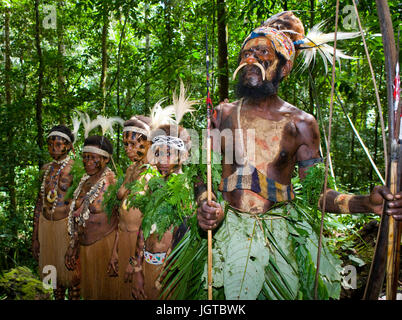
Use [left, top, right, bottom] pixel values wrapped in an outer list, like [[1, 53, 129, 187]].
[[300, 21, 360, 72], [78, 112, 100, 138], [149, 98, 176, 130], [96, 115, 124, 136], [71, 112, 82, 142], [169, 80, 198, 124]]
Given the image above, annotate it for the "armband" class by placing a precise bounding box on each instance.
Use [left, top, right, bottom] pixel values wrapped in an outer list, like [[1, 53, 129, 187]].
[[297, 157, 323, 168]]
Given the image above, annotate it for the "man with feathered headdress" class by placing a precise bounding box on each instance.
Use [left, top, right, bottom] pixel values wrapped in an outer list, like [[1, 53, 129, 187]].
[[196, 11, 402, 299]]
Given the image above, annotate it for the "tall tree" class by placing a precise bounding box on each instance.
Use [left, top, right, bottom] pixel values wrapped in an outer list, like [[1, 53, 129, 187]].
[[34, 0, 44, 169], [56, 0, 66, 121], [217, 0, 228, 102], [4, 5, 17, 220], [100, 3, 109, 113]]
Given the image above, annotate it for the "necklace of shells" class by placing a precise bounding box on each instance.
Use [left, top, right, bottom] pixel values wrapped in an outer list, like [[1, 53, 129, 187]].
[[40, 156, 71, 219], [67, 167, 111, 237]]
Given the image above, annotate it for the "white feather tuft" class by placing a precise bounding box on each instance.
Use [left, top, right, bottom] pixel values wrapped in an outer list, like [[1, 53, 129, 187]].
[[78, 112, 100, 138], [96, 115, 124, 136], [149, 98, 176, 130], [71, 112, 82, 143], [169, 80, 198, 124], [300, 21, 360, 72]]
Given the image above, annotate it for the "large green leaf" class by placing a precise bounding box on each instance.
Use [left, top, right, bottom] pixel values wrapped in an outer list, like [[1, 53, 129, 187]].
[[222, 211, 270, 300]]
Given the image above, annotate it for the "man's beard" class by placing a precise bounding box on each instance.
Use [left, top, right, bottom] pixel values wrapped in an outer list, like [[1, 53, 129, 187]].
[[235, 53, 287, 100], [236, 66, 282, 100]]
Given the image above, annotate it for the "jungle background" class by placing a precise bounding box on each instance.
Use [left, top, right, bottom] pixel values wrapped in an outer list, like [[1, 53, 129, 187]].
[[0, 0, 400, 299]]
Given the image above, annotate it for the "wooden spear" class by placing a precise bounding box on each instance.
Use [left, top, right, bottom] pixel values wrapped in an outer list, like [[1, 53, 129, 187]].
[[205, 28, 214, 300], [363, 0, 400, 300]]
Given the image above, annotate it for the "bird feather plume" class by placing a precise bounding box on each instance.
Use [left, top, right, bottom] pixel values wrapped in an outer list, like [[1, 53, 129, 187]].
[[169, 80, 198, 124], [149, 98, 176, 130], [77, 111, 101, 138], [300, 21, 360, 72], [71, 111, 82, 143], [96, 115, 124, 136]]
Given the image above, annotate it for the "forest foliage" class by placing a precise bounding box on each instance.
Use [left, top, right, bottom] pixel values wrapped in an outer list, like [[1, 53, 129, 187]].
[[0, 0, 400, 293]]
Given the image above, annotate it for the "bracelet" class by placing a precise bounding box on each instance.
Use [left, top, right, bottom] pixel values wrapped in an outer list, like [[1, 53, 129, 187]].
[[197, 191, 216, 205], [129, 256, 136, 267]]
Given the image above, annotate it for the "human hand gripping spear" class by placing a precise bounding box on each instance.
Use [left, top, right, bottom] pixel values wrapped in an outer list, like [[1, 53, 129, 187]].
[[205, 28, 214, 300], [363, 0, 401, 300]]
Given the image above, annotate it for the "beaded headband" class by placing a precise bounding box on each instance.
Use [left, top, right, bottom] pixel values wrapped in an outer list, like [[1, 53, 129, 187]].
[[151, 135, 185, 151], [242, 26, 296, 62]]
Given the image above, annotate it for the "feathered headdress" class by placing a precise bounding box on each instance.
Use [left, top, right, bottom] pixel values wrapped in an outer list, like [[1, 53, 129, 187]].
[[149, 80, 197, 153], [71, 112, 82, 144], [149, 98, 176, 131], [95, 115, 124, 136], [76, 111, 123, 138], [242, 11, 361, 74], [169, 80, 198, 124], [296, 21, 360, 72]]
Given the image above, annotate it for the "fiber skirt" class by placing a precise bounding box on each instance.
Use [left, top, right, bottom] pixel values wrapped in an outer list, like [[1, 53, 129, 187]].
[[38, 215, 77, 288], [80, 230, 119, 300]]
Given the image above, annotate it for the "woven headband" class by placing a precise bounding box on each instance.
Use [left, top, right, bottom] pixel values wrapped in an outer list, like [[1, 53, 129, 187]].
[[48, 131, 72, 143], [82, 145, 110, 158], [123, 126, 149, 137], [242, 27, 296, 62]]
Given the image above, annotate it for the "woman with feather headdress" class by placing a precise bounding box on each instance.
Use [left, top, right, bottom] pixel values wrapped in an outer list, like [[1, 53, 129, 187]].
[[65, 114, 122, 300], [129, 81, 197, 300], [105, 114, 154, 299], [32, 120, 81, 300]]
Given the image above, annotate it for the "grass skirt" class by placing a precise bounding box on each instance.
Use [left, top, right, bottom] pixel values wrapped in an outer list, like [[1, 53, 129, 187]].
[[80, 230, 119, 300], [38, 215, 77, 289]]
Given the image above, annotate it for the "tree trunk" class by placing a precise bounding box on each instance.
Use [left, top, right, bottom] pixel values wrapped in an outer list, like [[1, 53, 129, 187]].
[[34, 0, 44, 170], [4, 6, 17, 219], [56, 0, 66, 122], [115, 13, 127, 164], [144, 3, 151, 112], [217, 0, 228, 103], [164, 0, 173, 97], [100, 5, 109, 113]]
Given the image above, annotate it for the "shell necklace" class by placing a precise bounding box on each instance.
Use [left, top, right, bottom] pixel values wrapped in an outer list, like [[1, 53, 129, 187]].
[[40, 156, 70, 219], [67, 167, 111, 237]]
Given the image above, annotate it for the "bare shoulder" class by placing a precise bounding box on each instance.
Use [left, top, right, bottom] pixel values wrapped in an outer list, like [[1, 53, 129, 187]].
[[213, 100, 239, 128], [280, 101, 317, 124]]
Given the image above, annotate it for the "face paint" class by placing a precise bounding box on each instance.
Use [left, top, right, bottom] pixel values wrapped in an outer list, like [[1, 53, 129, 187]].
[[47, 136, 71, 161], [153, 145, 181, 176], [123, 131, 150, 162], [236, 48, 287, 99], [82, 152, 107, 176]]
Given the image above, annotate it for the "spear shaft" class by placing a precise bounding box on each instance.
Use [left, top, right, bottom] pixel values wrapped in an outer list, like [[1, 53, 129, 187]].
[[205, 28, 214, 301], [364, 0, 400, 300]]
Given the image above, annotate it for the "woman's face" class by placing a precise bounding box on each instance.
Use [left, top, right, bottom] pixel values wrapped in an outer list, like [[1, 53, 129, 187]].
[[152, 145, 181, 176], [123, 131, 150, 163], [82, 152, 108, 176], [47, 136, 71, 161]]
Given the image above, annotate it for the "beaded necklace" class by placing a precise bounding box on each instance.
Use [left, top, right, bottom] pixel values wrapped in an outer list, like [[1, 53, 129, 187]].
[[67, 167, 111, 237], [40, 156, 71, 220]]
